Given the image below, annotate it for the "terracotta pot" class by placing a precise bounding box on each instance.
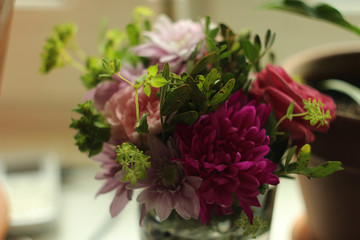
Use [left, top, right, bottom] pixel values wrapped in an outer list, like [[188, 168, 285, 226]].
[[283, 42, 360, 240]]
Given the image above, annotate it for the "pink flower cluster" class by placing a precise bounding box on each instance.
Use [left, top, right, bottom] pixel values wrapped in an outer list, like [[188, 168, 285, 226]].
[[83, 14, 336, 227]]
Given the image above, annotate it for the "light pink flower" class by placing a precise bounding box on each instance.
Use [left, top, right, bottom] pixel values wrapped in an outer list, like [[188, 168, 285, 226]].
[[92, 144, 133, 217], [174, 90, 279, 224], [136, 135, 202, 225], [133, 15, 205, 74], [104, 85, 161, 145]]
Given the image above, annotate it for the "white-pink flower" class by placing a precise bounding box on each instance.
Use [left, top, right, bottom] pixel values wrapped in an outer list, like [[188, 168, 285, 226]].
[[133, 15, 205, 74]]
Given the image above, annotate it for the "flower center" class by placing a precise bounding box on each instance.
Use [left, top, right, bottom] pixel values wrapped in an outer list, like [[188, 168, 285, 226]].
[[157, 162, 182, 189]]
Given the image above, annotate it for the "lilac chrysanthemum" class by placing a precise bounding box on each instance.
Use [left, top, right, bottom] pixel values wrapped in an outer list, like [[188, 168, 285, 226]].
[[174, 90, 280, 224], [92, 143, 133, 217], [135, 135, 202, 225], [133, 15, 205, 74]]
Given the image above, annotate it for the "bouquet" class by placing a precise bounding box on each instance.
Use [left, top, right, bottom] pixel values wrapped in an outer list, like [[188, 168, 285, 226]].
[[40, 2, 347, 238]]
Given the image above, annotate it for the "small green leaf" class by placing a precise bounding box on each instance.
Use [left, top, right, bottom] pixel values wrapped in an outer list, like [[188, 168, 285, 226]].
[[135, 113, 150, 134], [242, 40, 259, 63], [147, 64, 158, 77], [265, 29, 272, 48], [150, 75, 168, 88], [286, 101, 295, 121], [296, 144, 311, 171], [203, 68, 219, 93], [209, 78, 235, 106], [143, 82, 151, 97]]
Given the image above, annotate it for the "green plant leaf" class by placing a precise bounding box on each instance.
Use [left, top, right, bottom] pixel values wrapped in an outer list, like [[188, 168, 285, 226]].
[[147, 64, 158, 77], [150, 75, 168, 88], [304, 161, 343, 178], [135, 113, 150, 134], [186, 76, 206, 111], [242, 40, 259, 63], [263, 0, 360, 36], [209, 78, 235, 106], [169, 111, 199, 127], [203, 68, 219, 96], [190, 52, 216, 77], [143, 82, 151, 97], [296, 144, 311, 171], [162, 62, 170, 80], [286, 101, 295, 121], [161, 84, 191, 116]]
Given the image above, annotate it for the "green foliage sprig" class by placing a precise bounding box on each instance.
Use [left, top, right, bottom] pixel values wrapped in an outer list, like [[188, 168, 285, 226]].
[[273, 99, 332, 132], [40, 23, 85, 74], [70, 101, 111, 157], [275, 144, 343, 178], [116, 143, 151, 186]]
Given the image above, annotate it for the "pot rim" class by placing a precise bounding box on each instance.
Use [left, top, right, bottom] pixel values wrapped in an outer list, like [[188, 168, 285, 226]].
[[282, 41, 360, 73]]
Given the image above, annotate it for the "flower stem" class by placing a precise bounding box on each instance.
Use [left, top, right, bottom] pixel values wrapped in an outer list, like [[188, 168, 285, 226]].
[[134, 87, 140, 123], [61, 50, 86, 72], [116, 73, 135, 88], [273, 112, 307, 131]]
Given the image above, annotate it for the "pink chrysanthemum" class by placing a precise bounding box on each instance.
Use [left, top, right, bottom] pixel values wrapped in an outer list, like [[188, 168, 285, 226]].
[[135, 135, 202, 225], [133, 15, 205, 74], [92, 144, 133, 217], [174, 90, 279, 224]]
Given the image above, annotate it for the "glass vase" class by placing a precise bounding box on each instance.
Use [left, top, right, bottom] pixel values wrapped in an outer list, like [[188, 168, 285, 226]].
[[140, 188, 276, 240]]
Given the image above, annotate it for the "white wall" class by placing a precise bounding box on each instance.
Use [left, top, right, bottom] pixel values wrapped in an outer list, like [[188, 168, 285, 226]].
[[1, 0, 359, 166]]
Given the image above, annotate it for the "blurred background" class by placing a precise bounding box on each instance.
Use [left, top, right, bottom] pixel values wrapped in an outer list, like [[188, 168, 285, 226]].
[[0, 0, 359, 239]]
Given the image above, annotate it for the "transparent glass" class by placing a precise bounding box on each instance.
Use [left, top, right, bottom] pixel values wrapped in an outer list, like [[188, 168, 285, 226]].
[[140, 188, 276, 240]]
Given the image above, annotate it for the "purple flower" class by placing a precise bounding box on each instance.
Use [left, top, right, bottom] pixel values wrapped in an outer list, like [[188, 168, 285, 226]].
[[174, 90, 279, 224], [133, 15, 205, 74], [92, 144, 133, 217], [135, 135, 202, 225]]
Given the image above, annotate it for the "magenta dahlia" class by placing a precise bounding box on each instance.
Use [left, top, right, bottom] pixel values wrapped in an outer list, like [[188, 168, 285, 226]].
[[174, 90, 279, 224]]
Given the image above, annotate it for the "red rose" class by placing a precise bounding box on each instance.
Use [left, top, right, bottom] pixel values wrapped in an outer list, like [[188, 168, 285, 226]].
[[251, 64, 336, 145]]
